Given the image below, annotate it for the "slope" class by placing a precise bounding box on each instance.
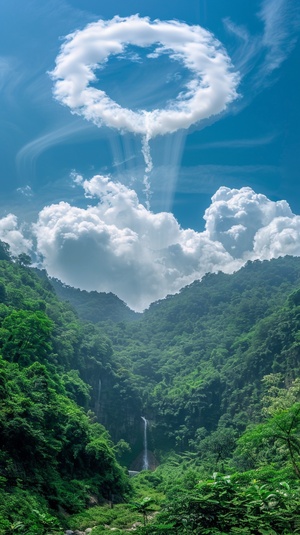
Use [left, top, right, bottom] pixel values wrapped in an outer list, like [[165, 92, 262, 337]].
[[67, 256, 300, 454], [0, 247, 135, 532]]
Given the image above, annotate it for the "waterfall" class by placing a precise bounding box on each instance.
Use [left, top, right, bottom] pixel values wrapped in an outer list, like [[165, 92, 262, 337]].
[[141, 416, 149, 470], [95, 378, 101, 418]]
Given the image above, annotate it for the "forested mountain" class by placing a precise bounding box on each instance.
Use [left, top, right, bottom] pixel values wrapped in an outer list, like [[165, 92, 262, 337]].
[[42, 255, 300, 460], [0, 247, 140, 533], [1, 245, 300, 533], [48, 276, 139, 324], [58, 256, 300, 454]]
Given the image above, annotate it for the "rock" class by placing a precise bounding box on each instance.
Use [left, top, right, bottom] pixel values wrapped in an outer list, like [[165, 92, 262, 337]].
[[87, 494, 98, 506], [85, 530, 93, 534], [128, 470, 140, 477], [65, 531, 74, 535]]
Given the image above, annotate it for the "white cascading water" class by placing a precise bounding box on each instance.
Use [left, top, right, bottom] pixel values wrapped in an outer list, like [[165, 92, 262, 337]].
[[141, 416, 149, 470], [95, 378, 101, 418]]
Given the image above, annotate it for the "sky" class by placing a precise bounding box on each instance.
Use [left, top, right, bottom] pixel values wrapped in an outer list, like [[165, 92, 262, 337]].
[[0, 0, 300, 311]]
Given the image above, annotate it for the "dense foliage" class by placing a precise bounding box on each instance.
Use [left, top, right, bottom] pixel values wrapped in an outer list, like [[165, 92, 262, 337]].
[[140, 473, 300, 534], [49, 276, 139, 324], [92, 257, 300, 455], [0, 245, 133, 532], [1, 240, 300, 533], [0, 358, 130, 528]]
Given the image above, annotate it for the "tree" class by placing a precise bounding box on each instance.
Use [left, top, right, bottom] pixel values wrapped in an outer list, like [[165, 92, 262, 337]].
[[190, 427, 237, 471], [0, 282, 6, 303], [16, 253, 32, 267], [132, 497, 155, 526], [235, 376, 300, 478], [0, 310, 54, 366], [0, 241, 11, 261]]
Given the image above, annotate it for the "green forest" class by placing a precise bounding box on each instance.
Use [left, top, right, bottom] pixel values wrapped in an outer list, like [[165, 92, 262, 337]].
[[0, 240, 300, 534]]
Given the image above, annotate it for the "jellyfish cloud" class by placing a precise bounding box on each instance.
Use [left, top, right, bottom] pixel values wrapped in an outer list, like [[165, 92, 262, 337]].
[[51, 15, 239, 205], [51, 15, 239, 139]]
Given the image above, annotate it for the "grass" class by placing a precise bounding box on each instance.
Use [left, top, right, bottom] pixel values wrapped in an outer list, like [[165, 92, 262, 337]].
[[66, 470, 165, 533], [67, 503, 141, 530]]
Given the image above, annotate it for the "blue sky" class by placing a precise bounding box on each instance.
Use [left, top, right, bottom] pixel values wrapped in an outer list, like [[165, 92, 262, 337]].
[[0, 0, 300, 310]]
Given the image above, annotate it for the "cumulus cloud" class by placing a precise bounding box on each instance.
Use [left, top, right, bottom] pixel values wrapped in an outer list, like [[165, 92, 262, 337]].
[[50, 15, 239, 140], [31, 177, 300, 311], [0, 214, 32, 256], [33, 175, 234, 310], [254, 217, 300, 258], [204, 186, 292, 257]]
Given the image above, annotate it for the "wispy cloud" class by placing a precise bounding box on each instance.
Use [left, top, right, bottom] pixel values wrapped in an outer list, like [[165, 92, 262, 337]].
[[225, 0, 300, 90], [0, 56, 13, 92], [16, 119, 99, 179], [189, 133, 277, 150], [223, 18, 262, 78], [173, 164, 281, 195], [16, 185, 33, 198], [0, 56, 27, 105], [258, 0, 300, 72], [112, 155, 136, 168]]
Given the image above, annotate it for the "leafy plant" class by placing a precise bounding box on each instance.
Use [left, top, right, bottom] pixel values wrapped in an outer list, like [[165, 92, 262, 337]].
[[149, 473, 300, 534], [131, 497, 155, 526]]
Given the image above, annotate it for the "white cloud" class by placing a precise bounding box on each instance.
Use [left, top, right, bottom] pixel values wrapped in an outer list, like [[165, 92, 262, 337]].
[[0, 214, 32, 256], [33, 175, 236, 310], [258, 0, 300, 72], [16, 118, 98, 180], [195, 134, 277, 150], [223, 0, 300, 97], [204, 186, 292, 257], [254, 217, 300, 259], [50, 15, 239, 140], [1, 178, 299, 311], [31, 178, 300, 312], [16, 185, 33, 198]]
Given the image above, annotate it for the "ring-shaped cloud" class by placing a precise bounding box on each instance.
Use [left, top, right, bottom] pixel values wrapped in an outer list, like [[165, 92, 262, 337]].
[[51, 15, 240, 139]]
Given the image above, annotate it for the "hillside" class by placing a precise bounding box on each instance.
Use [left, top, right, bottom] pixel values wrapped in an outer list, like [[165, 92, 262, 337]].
[[1, 247, 300, 533], [53, 256, 300, 453], [0, 248, 137, 533], [49, 276, 139, 323]]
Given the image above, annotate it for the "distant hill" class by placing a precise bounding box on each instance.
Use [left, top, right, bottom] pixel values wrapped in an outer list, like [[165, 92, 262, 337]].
[[48, 276, 140, 323]]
